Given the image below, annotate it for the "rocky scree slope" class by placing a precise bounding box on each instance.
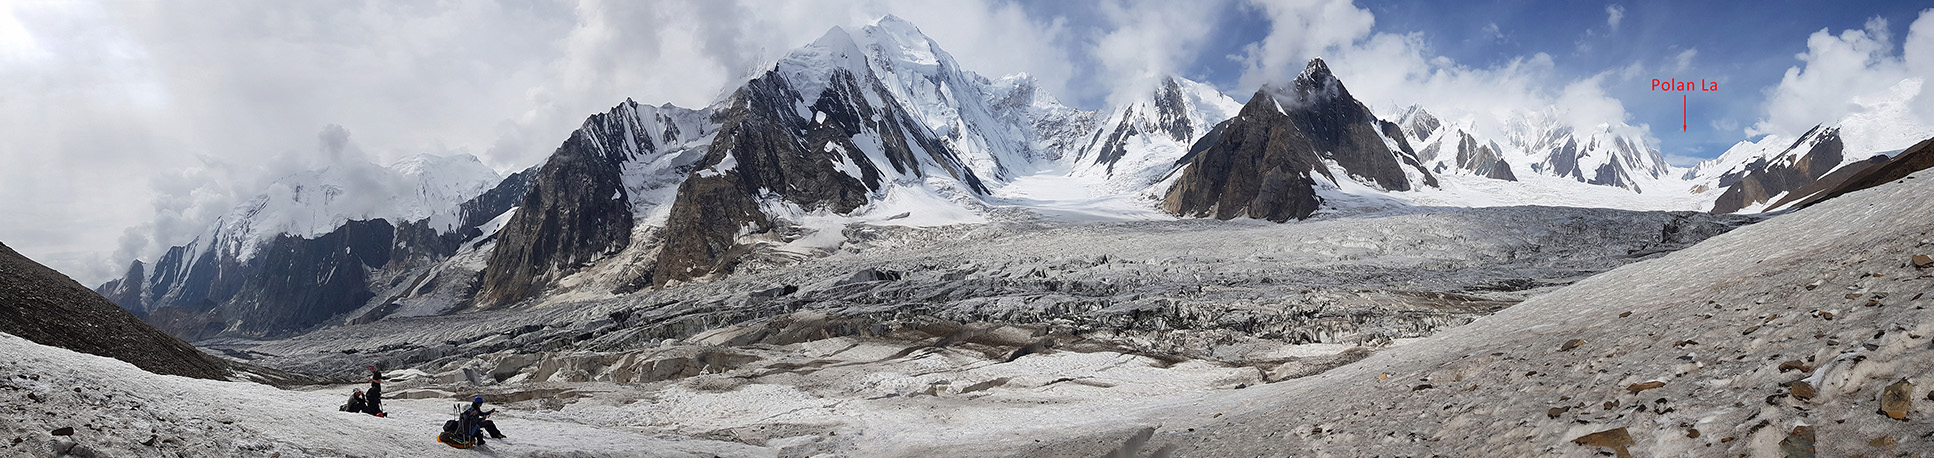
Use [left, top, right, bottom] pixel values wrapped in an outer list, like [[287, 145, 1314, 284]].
[[0, 240, 230, 380]]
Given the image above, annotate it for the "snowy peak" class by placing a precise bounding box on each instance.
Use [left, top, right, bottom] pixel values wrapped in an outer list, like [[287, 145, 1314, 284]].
[[1071, 75, 1239, 193], [207, 153, 500, 262], [1397, 106, 1667, 192], [777, 15, 1079, 182], [1397, 105, 1441, 142], [1264, 57, 1351, 109], [476, 98, 718, 307]]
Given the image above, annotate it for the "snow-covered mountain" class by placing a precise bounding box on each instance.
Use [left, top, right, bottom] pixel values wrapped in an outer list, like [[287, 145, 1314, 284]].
[[1394, 106, 1670, 192], [1161, 58, 1438, 222], [94, 154, 510, 338], [211, 153, 500, 262], [1070, 75, 1242, 195], [474, 99, 718, 307]]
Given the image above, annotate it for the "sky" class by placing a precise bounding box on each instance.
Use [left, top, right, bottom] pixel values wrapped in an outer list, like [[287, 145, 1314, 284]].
[[3, 0, 1931, 286]]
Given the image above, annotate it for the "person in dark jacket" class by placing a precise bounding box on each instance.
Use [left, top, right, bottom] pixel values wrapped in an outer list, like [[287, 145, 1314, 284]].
[[340, 388, 367, 413], [462, 396, 504, 441], [363, 365, 387, 417]]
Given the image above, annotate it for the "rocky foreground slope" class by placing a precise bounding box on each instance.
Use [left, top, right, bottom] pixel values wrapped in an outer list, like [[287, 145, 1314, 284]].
[[0, 240, 229, 380], [1007, 156, 1934, 457]]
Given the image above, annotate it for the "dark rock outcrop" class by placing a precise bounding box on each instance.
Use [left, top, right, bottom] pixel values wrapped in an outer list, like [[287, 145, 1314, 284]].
[[0, 240, 230, 380], [455, 165, 538, 237], [95, 260, 145, 317], [651, 66, 986, 286], [1161, 58, 1435, 222], [1710, 126, 1845, 213], [142, 219, 397, 340], [478, 101, 713, 306], [1455, 132, 1515, 181]]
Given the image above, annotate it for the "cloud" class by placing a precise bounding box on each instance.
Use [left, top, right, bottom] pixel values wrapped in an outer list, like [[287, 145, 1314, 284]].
[[1233, 0, 1647, 143], [1662, 153, 1706, 168], [1233, 0, 1375, 92], [0, 0, 1089, 285], [1605, 4, 1625, 32], [1091, 0, 1230, 105], [1482, 23, 1503, 41], [1749, 10, 1934, 138], [1671, 48, 1697, 73]]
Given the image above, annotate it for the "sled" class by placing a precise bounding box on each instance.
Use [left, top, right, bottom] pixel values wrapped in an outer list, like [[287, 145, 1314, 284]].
[[436, 432, 475, 449]]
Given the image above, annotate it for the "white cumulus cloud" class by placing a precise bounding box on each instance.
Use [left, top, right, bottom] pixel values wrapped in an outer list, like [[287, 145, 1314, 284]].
[[1749, 10, 1934, 138]]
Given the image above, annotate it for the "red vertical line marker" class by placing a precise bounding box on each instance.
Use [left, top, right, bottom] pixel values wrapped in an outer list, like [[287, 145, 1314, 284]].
[[1683, 94, 1688, 131]]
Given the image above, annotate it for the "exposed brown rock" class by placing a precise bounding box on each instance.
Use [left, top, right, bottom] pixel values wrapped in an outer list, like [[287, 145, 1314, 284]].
[[1791, 135, 1934, 210], [1710, 125, 1850, 214], [1790, 380, 1816, 400], [1880, 379, 1914, 420], [1914, 254, 1933, 268], [1558, 339, 1585, 352], [1778, 360, 1812, 373], [1626, 381, 1665, 394], [1868, 435, 1895, 447], [1570, 427, 1634, 458], [1546, 406, 1569, 418], [1686, 428, 1700, 438]]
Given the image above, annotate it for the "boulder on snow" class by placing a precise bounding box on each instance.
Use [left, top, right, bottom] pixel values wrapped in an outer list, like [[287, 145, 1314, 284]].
[[49, 427, 73, 436], [1789, 380, 1816, 401], [1570, 427, 1634, 458], [1880, 379, 1914, 420], [1779, 425, 1815, 458], [1625, 381, 1665, 394], [1913, 254, 1933, 268]]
